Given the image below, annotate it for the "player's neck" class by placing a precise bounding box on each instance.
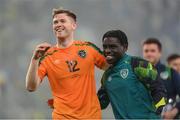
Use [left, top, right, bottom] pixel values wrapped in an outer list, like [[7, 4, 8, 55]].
[[152, 60, 160, 66], [57, 34, 74, 49]]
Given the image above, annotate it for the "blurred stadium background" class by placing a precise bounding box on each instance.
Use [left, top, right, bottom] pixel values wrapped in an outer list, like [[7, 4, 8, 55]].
[[0, 0, 180, 119]]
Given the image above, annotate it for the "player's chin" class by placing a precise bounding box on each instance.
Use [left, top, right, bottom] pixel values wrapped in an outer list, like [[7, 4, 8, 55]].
[[146, 57, 155, 63], [56, 34, 67, 40]]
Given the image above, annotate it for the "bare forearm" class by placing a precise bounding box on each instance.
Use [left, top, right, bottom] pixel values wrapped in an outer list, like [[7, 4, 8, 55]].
[[26, 58, 40, 92], [26, 42, 51, 92]]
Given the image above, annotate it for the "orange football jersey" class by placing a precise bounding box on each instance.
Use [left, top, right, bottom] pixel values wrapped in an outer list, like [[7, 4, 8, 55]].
[[38, 40, 106, 119]]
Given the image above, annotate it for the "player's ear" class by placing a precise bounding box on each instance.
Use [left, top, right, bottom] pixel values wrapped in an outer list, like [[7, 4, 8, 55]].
[[72, 22, 77, 30], [123, 45, 128, 52]]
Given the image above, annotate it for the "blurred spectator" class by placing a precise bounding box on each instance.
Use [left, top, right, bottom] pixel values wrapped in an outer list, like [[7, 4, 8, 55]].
[[142, 38, 180, 101], [167, 54, 180, 74]]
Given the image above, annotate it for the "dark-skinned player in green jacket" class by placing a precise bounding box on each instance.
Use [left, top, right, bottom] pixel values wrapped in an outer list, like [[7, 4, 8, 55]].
[[97, 30, 167, 119]]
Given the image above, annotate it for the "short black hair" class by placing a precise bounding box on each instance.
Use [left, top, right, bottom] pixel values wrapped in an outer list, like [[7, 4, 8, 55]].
[[102, 30, 128, 48], [167, 54, 180, 63], [143, 38, 162, 51]]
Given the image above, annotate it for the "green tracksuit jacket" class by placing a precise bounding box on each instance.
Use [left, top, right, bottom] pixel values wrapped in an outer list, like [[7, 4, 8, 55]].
[[98, 54, 166, 119]]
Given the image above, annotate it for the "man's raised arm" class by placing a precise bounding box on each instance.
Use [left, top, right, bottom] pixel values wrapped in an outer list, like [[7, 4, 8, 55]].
[[26, 42, 51, 92]]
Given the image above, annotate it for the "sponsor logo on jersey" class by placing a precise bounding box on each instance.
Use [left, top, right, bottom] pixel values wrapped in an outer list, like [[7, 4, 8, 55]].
[[54, 59, 60, 64]]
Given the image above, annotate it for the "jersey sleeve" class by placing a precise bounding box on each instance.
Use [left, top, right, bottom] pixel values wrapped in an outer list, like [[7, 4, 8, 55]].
[[132, 58, 167, 113], [38, 58, 47, 82], [97, 71, 110, 109], [97, 86, 110, 109], [88, 42, 107, 69]]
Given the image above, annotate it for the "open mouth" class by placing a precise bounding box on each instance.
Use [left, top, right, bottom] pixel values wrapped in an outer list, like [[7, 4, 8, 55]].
[[106, 55, 113, 61], [55, 27, 65, 32]]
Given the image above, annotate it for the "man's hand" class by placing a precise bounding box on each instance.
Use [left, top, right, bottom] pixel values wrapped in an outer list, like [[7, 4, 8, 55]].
[[162, 108, 179, 120], [33, 42, 51, 60]]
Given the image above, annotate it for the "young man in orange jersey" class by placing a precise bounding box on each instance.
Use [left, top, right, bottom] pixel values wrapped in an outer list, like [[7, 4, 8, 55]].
[[26, 8, 108, 119]]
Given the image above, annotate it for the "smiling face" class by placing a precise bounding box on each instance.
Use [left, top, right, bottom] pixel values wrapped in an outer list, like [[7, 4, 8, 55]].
[[103, 37, 127, 65], [53, 13, 77, 41], [143, 43, 161, 65]]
